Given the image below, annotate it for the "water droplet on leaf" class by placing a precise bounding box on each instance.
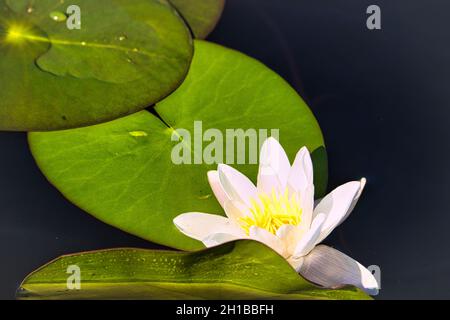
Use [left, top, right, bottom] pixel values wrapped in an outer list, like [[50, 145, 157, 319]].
[[49, 11, 67, 22], [129, 131, 148, 137]]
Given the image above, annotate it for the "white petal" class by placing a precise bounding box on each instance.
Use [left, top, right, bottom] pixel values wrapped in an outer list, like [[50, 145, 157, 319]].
[[202, 233, 244, 248], [173, 212, 244, 242], [288, 147, 315, 228], [276, 224, 301, 254], [288, 146, 314, 193], [300, 185, 315, 229], [207, 170, 230, 209], [299, 245, 379, 295], [287, 256, 305, 272], [218, 164, 257, 207], [276, 224, 296, 240], [293, 213, 326, 258], [249, 226, 286, 257], [341, 178, 366, 224], [257, 137, 291, 195], [223, 199, 248, 222], [313, 181, 361, 243]]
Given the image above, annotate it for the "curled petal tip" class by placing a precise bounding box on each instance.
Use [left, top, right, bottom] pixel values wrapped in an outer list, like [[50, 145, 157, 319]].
[[265, 136, 279, 143], [299, 146, 310, 153], [217, 163, 228, 171], [360, 177, 367, 186], [173, 213, 185, 225], [207, 170, 218, 176]]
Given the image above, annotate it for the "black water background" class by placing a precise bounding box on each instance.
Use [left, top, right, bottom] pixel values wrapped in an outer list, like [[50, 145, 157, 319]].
[[1, 0, 450, 299]]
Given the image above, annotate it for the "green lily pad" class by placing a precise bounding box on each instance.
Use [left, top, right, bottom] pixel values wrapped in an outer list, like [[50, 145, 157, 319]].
[[0, 0, 193, 131], [170, 0, 225, 39], [29, 40, 327, 251], [18, 240, 369, 300]]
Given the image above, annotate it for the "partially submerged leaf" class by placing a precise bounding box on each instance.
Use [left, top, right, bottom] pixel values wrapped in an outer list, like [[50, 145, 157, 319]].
[[18, 240, 370, 300], [0, 0, 193, 131], [170, 0, 225, 39], [29, 40, 327, 251]]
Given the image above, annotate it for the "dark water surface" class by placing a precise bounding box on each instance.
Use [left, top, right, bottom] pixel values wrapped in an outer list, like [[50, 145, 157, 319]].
[[1, 0, 449, 299]]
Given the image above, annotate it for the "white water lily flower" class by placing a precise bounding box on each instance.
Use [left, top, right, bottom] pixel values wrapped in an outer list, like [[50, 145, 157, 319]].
[[174, 137, 379, 295]]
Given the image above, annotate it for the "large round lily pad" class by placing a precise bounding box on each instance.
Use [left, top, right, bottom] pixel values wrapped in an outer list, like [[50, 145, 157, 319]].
[[0, 0, 193, 131], [29, 40, 327, 251]]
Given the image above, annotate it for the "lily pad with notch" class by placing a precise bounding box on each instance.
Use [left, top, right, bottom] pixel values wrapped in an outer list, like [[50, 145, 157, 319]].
[[28, 40, 327, 251], [0, 0, 193, 131]]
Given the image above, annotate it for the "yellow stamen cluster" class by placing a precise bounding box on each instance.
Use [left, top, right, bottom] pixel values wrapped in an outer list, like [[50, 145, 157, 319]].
[[239, 189, 302, 235]]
